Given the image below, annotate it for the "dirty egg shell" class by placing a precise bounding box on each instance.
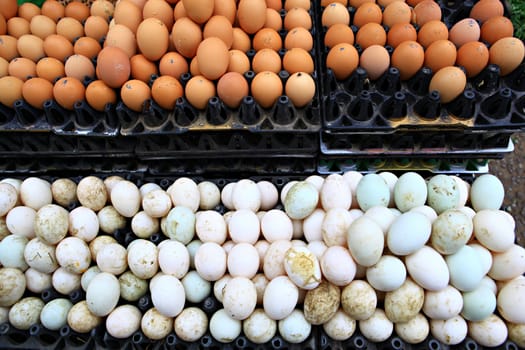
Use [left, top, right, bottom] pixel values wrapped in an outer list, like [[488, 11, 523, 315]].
[[34, 204, 69, 245], [430, 315, 468, 345], [0, 267, 26, 307], [9, 297, 44, 330], [119, 271, 148, 302], [243, 309, 277, 344], [174, 307, 208, 342], [141, 307, 173, 340], [384, 278, 425, 323], [222, 276, 257, 320], [76, 176, 107, 211], [127, 239, 159, 279], [431, 209, 473, 255], [303, 281, 340, 325], [278, 309, 312, 344], [283, 246, 322, 290]]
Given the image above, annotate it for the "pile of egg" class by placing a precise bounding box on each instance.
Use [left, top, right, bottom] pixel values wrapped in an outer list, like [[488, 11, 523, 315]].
[[322, 0, 525, 103], [0, 171, 524, 347], [0, 0, 317, 115]]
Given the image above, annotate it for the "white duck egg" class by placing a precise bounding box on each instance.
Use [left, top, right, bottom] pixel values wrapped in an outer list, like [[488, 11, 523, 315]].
[[0, 183, 17, 216], [9, 297, 44, 330], [446, 245, 484, 292], [96, 242, 127, 275], [228, 209, 260, 244], [378, 172, 398, 207], [393, 172, 427, 212], [342, 171, 362, 209], [86, 272, 120, 317], [254, 240, 270, 270], [34, 204, 69, 245], [76, 176, 107, 211], [164, 206, 196, 244], [284, 245, 322, 290], [468, 243, 493, 276], [281, 181, 320, 219], [194, 242, 227, 281], [182, 270, 211, 303], [395, 313, 429, 345], [322, 308, 356, 341], [321, 207, 353, 247], [359, 308, 393, 342], [320, 174, 351, 211], [223, 276, 257, 320], [168, 177, 200, 212], [263, 239, 292, 280], [450, 175, 470, 208], [6, 206, 36, 238], [51, 178, 77, 208], [409, 205, 438, 222], [243, 308, 277, 344], [423, 285, 463, 320], [257, 180, 279, 211], [468, 314, 508, 348], [0, 234, 28, 270], [387, 211, 431, 256], [227, 242, 259, 278], [67, 300, 102, 333], [24, 238, 58, 273], [320, 246, 356, 287], [68, 206, 99, 242], [497, 276, 525, 324], [80, 266, 101, 291], [209, 308, 242, 343], [55, 236, 91, 274], [119, 271, 148, 302], [97, 206, 126, 234], [142, 189, 172, 218], [52, 267, 81, 295], [366, 255, 406, 292], [0, 267, 26, 307], [303, 281, 340, 325], [489, 244, 525, 281], [384, 278, 425, 323], [197, 181, 221, 210], [303, 208, 325, 242], [221, 182, 236, 210], [195, 210, 227, 244], [252, 273, 269, 305], [139, 182, 162, 197], [174, 307, 208, 342], [469, 174, 504, 211], [427, 175, 460, 214], [25, 267, 52, 293], [0, 178, 21, 199], [127, 239, 158, 279], [461, 285, 496, 321], [278, 309, 312, 344], [88, 235, 117, 261], [106, 305, 142, 339], [263, 276, 299, 320], [131, 211, 159, 239], [307, 240, 328, 260], [186, 239, 202, 269], [405, 245, 449, 292], [213, 274, 232, 303], [20, 177, 52, 211], [103, 176, 124, 196], [355, 173, 390, 211], [363, 206, 397, 234], [347, 216, 384, 267], [341, 280, 376, 320], [151, 274, 185, 317], [261, 209, 293, 242], [158, 239, 189, 279], [141, 307, 173, 340], [473, 209, 515, 252], [111, 180, 141, 218], [40, 298, 73, 331], [280, 180, 298, 205]]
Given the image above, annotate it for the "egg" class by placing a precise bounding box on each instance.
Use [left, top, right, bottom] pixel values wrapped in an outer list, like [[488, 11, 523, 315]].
[[143, 0, 173, 28], [251, 71, 283, 108], [278, 309, 312, 344], [395, 313, 430, 345], [384, 278, 425, 323], [382, 1, 411, 28], [0, 76, 23, 107], [243, 309, 277, 344], [67, 300, 102, 333], [53, 77, 85, 110], [322, 2, 350, 27], [473, 209, 515, 252], [489, 37, 525, 76], [387, 22, 417, 48], [194, 242, 227, 281], [406, 245, 449, 291], [141, 307, 173, 340], [359, 44, 390, 80], [105, 305, 142, 339], [41, 0, 65, 22], [283, 47, 315, 74], [303, 280, 340, 325], [214, 0, 236, 23], [227, 243, 259, 278], [252, 48, 281, 73], [51, 266, 80, 295], [387, 211, 431, 256], [324, 23, 354, 48], [461, 285, 496, 321], [6, 17, 30, 38], [185, 75, 215, 110], [284, 7, 312, 31], [5, 206, 35, 238], [216, 71, 248, 109], [391, 40, 425, 80], [85, 79, 117, 112], [209, 308, 242, 343], [325, 41, 358, 80], [96, 46, 130, 88], [40, 298, 73, 331], [359, 308, 393, 342], [470, 0, 504, 23], [468, 314, 508, 347], [497, 276, 525, 323], [9, 297, 44, 330], [17, 34, 45, 62], [24, 238, 58, 273], [446, 245, 485, 292], [355, 173, 390, 211], [56, 17, 84, 42], [8, 57, 36, 82], [456, 41, 489, 78], [236, 0, 266, 34], [284, 27, 312, 51], [174, 307, 208, 342], [449, 18, 481, 47], [346, 216, 384, 267], [0, 34, 18, 61], [222, 276, 257, 320], [263, 275, 299, 320], [150, 274, 185, 317], [425, 39, 457, 74], [417, 20, 448, 48], [0, 267, 26, 307], [90, 0, 114, 20], [352, 2, 382, 27], [489, 244, 525, 281], [104, 24, 136, 58], [113, 1, 142, 33], [96, 243, 127, 275], [18, 3, 40, 22], [137, 18, 169, 62], [84, 15, 109, 41], [183, 0, 214, 24], [481, 16, 514, 45], [0, 234, 27, 270], [423, 285, 464, 320], [118, 271, 148, 302], [120, 79, 151, 112]]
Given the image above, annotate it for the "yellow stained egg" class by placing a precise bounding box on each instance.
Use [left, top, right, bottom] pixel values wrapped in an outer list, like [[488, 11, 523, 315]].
[[428, 66, 466, 103], [251, 71, 283, 108], [359, 44, 390, 80]]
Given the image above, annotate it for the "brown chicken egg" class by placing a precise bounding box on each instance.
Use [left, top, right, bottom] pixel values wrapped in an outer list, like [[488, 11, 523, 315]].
[[387, 23, 417, 48], [143, 0, 174, 29], [265, 8, 283, 31], [359, 44, 390, 80], [183, 0, 214, 24], [283, 47, 314, 74], [237, 0, 267, 34], [232, 27, 251, 52], [159, 52, 188, 79], [17, 34, 45, 62], [382, 1, 412, 28], [0, 76, 23, 107], [113, 0, 142, 33], [65, 1, 90, 22], [185, 75, 215, 110], [121, 79, 151, 112], [417, 19, 448, 48], [227, 49, 251, 74], [151, 75, 184, 110], [470, 0, 504, 23], [251, 71, 283, 108], [203, 15, 233, 49], [253, 28, 282, 51], [8, 57, 36, 81], [489, 37, 525, 76], [22, 77, 54, 109], [43, 34, 73, 62], [85, 79, 117, 111], [130, 54, 158, 83], [56, 17, 84, 42], [456, 41, 489, 78], [53, 76, 85, 110], [413, 0, 442, 27], [480, 16, 514, 45], [74, 37, 101, 59], [428, 66, 466, 103], [252, 48, 282, 73], [356, 22, 387, 49], [96, 46, 131, 88], [352, 2, 382, 27], [171, 17, 203, 58], [90, 0, 115, 21], [217, 71, 249, 108], [424, 39, 457, 74], [0, 0, 17, 20], [213, 0, 236, 24], [190, 56, 200, 76], [0, 35, 19, 60], [84, 16, 110, 42], [449, 18, 480, 47], [324, 23, 354, 47], [36, 57, 64, 82], [285, 71, 315, 108], [41, 0, 65, 22], [126, 0, 148, 10], [285, 0, 311, 11], [64, 54, 95, 81], [391, 40, 424, 80], [104, 24, 137, 58], [284, 7, 313, 30], [0, 57, 8, 76], [18, 3, 41, 22], [348, 0, 372, 7], [30, 15, 56, 39], [267, 0, 282, 11], [322, 3, 350, 28], [196, 37, 229, 81], [284, 27, 313, 50], [7, 17, 30, 38], [137, 18, 169, 62], [326, 42, 359, 80], [173, 1, 187, 20]]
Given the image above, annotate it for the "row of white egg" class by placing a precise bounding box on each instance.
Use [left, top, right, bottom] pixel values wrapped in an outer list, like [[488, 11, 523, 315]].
[[0, 172, 523, 347]]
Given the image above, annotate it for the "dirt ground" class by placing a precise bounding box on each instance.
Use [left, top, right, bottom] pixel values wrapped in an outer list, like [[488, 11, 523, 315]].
[[489, 133, 525, 245]]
